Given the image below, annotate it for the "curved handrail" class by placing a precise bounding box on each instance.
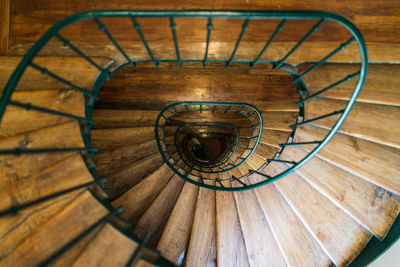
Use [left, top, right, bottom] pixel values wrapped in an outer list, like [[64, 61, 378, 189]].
[[0, 10, 367, 190]]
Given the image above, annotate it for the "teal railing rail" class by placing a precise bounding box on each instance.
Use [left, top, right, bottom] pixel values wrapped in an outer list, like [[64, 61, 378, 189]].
[[0, 9, 389, 267]]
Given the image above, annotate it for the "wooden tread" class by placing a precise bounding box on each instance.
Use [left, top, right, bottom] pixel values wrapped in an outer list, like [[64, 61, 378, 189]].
[[265, 162, 372, 266], [0, 190, 109, 266], [304, 97, 400, 149], [281, 146, 400, 239], [157, 182, 199, 265], [112, 164, 174, 224], [294, 125, 400, 195], [251, 179, 332, 267], [72, 223, 138, 266]]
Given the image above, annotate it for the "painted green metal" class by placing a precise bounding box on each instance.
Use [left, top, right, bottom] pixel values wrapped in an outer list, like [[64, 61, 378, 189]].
[[0, 9, 383, 266]]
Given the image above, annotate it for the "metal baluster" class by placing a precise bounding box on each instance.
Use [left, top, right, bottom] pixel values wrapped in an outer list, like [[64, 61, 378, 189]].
[[30, 63, 97, 100], [267, 159, 296, 165], [9, 100, 95, 125], [297, 71, 360, 104], [274, 19, 325, 69], [294, 37, 355, 82], [279, 141, 321, 147], [227, 19, 250, 67], [170, 17, 181, 67], [251, 19, 287, 68], [131, 16, 159, 66], [94, 17, 135, 67], [203, 18, 213, 67], [0, 178, 106, 217], [55, 33, 112, 79], [290, 110, 344, 129], [39, 206, 121, 266]]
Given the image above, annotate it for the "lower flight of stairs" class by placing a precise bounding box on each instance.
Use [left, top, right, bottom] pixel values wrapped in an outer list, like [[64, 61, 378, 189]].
[[0, 57, 400, 266]]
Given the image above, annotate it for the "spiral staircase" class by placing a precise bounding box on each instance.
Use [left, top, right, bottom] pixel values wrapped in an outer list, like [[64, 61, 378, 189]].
[[0, 9, 400, 267]]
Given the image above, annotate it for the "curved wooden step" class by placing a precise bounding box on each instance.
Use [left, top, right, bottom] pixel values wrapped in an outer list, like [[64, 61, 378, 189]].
[[281, 146, 400, 239]]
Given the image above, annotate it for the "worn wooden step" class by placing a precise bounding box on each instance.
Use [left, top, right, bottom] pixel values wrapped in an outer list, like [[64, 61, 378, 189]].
[[94, 140, 159, 176], [0, 153, 93, 211], [216, 175, 250, 267], [97, 68, 297, 106], [103, 152, 164, 200], [281, 146, 400, 239], [253, 142, 281, 160], [0, 189, 84, 259], [72, 223, 138, 266], [259, 128, 291, 148], [91, 127, 155, 151], [245, 153, 267, 170], [0, 56, 110, 93], [304, 97, 400, 149], [294, 125, 400, 195], [232, 178, 286, 266], [265, 162, 371, 266], [47, 224, 104, 267], [0, 90, 84, 138], [186, 185, 217, 267], [92, 109, 160, 129], [261, 111, 297, 131], [112, 164, 174, 225], [157, 182, 199, 265], [132, 175, 184, 247], [0, 190, 109, 266], [0, 121, 85, 189], [298, 64, 400, 106], [250, 177, 332, 267]]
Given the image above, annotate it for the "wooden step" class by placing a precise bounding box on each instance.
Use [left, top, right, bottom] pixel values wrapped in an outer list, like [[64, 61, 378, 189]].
[[72, 223, 137, 266], [186, 185, 217, 267], [250, 178, 332, 267], [0, 56, 111, 93], [245, 153, 266, 170], [98, 68, 297, 105], [0, 189, 84, 259], [103, 152, 164, 200], [132, 175, 184, 247], [261, 111, 297, 131], [0, 90, 84, 138], [94, 140, 159, 176], [157, 182, 199, 265], [92, 109, 160, 129], [281, 146, 400, 240], [0, 121, 85, 189], [232, 178, 286, 266], [112, 164, 174, 224], [91, 127, 155, 151], [216, 175, 250, 267], [0, 190, 109, 266], [0, 153, 93, 211], [259, 128, 291, 148], [253, 142, 281, 160], [294, 125, 400, 195], [304, 97, 400, 149], [265, 162, 372, 266], [298, 64, 400, 106], [47, 224, 104, 267]]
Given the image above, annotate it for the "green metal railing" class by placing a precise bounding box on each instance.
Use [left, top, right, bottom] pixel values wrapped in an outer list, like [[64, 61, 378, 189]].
[[0, 9, 388, 267], [155, 103, 263, 187]]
